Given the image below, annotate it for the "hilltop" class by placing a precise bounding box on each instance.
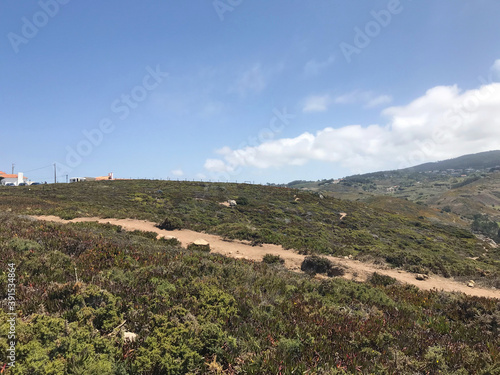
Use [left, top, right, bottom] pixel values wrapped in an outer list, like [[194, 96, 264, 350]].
[[0, 180, 499, 285], [406, 150, 500, 173]]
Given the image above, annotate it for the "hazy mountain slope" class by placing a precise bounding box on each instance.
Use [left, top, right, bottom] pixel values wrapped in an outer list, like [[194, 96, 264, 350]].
[[293, 151, 500, 224], [407, 150, 500, 173]]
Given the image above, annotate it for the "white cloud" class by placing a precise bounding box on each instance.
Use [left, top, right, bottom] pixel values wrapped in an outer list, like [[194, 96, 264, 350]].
[[171, 169, 184, 177], [304, 56, 335, 76], [204, 159, 231, 173], [333, 91, 360, 105], [302, 94, 332, 112], [366, 95, 393, 108], [334, 90, 393, 108], [206, 81, 500, 175]]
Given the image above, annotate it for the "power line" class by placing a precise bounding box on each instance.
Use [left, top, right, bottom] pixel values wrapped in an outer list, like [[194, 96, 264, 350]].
[[24, 164, 53, 173]]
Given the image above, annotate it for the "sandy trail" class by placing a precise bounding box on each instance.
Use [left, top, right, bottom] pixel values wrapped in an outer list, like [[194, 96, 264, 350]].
[[32, 215, 500, 299]]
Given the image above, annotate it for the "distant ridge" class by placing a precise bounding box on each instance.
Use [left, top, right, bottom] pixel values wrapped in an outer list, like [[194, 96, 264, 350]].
[[287, 150, 500, 186], [406, 150, 500, 173]]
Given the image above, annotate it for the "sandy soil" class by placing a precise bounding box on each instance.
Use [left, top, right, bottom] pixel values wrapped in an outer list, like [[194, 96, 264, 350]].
[[32, 215, 500, 299]]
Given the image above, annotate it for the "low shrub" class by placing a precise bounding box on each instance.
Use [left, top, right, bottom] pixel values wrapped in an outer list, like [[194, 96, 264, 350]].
[[8, 238, 43, 252], [301, 255, 333, 275], [262, 254, 285, 265], [235, 196, 249, 205], [130, 230, 158, 240], [158, 216, 183, 231], [159, 237, 181, 246], [187, 242, 211, 252], [369, 272, 397, 287], [327, 266, 345, 277]]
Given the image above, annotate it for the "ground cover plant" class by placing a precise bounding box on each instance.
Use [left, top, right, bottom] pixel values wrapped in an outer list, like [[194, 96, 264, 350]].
[[0, 213, 499, 374], [0, 180, 499, 285]]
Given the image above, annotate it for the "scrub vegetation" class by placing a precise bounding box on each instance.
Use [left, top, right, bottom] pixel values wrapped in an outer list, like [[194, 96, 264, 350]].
[[0, 214, 499, 374], [1, 180, 499, 284]]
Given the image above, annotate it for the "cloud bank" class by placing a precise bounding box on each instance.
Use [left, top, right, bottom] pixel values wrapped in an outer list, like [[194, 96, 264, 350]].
[[206, 76, 500, 176]]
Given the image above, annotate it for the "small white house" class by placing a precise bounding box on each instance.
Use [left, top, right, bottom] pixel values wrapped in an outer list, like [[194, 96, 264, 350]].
[[70, 173, 114, 183], [70, 177, 87, 183], [0, 172, 28, 186]]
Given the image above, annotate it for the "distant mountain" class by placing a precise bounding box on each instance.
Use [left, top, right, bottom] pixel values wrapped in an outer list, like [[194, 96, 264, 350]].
[[406, 150, 500, 173], [289, 150, 500, 223], [287, 151, 500, 188]]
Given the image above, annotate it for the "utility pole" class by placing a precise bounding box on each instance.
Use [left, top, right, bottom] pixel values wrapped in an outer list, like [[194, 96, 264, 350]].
[[11, 163, 14, 174], [54, 163, 57, 184]]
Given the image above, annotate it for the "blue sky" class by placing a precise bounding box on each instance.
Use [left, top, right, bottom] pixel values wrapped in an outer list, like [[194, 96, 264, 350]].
[[2, 1, 500, 184]]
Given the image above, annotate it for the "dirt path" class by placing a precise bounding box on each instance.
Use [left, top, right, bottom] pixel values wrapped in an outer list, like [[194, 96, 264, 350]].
[[32, 215, 500, 299]]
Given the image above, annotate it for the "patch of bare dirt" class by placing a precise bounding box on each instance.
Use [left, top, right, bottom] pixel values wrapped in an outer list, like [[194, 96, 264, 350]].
[[32, 215, 500, 299]]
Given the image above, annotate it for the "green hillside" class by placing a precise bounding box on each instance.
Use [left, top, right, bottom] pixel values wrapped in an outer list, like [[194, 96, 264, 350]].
[[292, 152, 500, 234], [1, 213, 499, 374], [1, 180, 499, 282]]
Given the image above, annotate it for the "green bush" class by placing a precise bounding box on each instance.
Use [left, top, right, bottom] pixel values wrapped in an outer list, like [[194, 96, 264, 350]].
[[159, 237, 181, 246], [235, 196, 249, 205], [8, 238, 42, 252], [130, 230, 158, 240], [369, 272, 397, 287], [262, 254, 285, 265], [187, 242, 211, 252], [301, 255, 333, 275], [158, 216, 183, 230]]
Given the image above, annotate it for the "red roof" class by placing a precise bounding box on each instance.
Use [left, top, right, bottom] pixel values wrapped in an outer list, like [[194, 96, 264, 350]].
[[0, 172, 27, 179]]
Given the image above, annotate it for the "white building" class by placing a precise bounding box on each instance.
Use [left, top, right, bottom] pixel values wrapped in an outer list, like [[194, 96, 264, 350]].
[[69, 177, 87, 183], [70, 173, 114, 183], [0, 171, 28, 186]]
